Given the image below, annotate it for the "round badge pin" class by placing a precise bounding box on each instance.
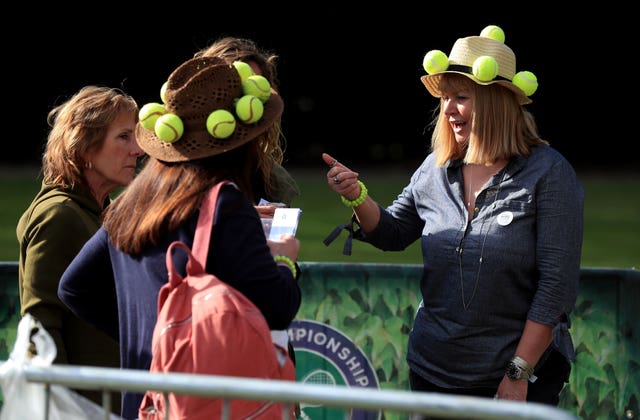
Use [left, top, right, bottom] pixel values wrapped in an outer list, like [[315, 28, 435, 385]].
[[497, 211, 513, 226]]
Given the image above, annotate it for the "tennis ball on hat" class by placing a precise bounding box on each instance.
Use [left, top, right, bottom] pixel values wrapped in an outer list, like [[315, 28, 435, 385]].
[[206, 109, 236, 139], [235, 95, 264, 124], [480, 25, 505, 43], [160, 82, 168, 103], [513, 71, 538, 96], [242, 75, 271, 103], [472, 56, 499, 82], [232, 61, 255, 82], [154, 113, 184, 143], [423, 50, 449, 74], [139, 102, 167, 131]]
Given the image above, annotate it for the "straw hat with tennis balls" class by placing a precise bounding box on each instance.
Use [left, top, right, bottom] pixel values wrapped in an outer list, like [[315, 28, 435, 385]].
[[137, 56, 283, 162], [421, 25, 536, 105]]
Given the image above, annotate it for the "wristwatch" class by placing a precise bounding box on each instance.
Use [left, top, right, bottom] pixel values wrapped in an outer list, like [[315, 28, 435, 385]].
[[505, 355, 534, 380]]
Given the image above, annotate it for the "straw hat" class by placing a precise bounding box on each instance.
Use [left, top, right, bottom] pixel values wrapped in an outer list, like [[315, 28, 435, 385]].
[[421, 26, 536, 105], [137, 56, 284, 162]]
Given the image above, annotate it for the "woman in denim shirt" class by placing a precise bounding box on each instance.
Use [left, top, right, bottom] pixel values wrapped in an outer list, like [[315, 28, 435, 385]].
[[322, 25, 583, 407]]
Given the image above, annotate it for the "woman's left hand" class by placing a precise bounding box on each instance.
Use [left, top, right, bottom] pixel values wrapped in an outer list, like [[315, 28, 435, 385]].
[[495, 376, 528, 401], [255, 205, 278, 218]]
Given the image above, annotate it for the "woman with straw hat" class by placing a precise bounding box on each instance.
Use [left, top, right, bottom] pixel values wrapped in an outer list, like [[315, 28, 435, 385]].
[[58, 55, 302, 419], [323, 25, 583, 408]]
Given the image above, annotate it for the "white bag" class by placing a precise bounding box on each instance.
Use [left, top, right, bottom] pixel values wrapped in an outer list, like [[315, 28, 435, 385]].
[[0, 314, 122, 420]]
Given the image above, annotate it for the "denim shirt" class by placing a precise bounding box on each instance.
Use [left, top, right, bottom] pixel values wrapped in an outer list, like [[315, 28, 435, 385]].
[[359, 144, 584, 388]]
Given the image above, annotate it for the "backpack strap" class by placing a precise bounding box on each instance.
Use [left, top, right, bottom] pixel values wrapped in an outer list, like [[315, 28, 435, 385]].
[[191, 181, 231, 267]]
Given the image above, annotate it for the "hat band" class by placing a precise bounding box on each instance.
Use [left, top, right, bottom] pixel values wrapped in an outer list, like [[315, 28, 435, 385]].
[[448, 64, 511, 82]]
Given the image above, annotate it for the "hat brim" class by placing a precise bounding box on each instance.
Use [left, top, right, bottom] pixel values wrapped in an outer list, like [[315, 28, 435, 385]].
[[421, 72, 532, 105], [137, 93, 283, 162], [137, 57, 284, 162]]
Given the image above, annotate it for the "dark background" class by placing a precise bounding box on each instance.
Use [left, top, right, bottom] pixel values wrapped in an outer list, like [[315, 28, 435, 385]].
[[4, 6, 635, 173]]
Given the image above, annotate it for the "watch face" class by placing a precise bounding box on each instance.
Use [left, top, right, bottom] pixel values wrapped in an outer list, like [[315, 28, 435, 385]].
[[506, 362, 522, 380]]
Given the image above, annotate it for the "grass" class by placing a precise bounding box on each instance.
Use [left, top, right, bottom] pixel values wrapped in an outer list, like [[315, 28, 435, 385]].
[[2, 165, 639, 269]]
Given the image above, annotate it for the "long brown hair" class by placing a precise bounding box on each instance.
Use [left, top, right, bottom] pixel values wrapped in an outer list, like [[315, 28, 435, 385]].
[[430, 74, 547, 166], [104, 138, 268, 254]]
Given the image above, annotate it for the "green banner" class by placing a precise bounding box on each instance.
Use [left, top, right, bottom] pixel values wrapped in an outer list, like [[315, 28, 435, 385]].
[[1, 262, 638, 419], [292, 263, 639, 420]]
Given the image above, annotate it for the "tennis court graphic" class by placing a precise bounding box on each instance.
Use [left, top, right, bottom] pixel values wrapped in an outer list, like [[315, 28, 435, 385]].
[[289, 319, 380, 420]]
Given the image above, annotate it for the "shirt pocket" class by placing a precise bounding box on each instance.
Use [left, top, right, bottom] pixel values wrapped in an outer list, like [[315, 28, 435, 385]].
[[486, 198, 536, 263]]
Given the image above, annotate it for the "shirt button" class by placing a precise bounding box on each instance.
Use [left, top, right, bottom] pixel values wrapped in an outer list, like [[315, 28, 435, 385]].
[[474, 207, 479, 213]]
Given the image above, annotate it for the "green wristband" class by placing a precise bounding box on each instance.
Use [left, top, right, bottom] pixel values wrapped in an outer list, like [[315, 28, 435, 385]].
[[341, 181, 368, 207], [274, 255, 297, 278]]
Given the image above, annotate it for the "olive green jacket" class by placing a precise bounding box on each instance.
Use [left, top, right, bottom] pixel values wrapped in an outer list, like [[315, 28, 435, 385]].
[[16, 182, 121, 408]]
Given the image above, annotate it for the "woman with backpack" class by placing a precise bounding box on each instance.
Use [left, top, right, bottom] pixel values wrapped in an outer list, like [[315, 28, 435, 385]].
[[58, 55, 302, 419]]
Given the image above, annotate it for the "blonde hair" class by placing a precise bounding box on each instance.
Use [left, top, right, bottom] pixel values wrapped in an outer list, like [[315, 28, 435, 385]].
[[194, 37, 279, 89], [430, 74, 547, 166], [42, 86, 138, 189], [194, 37, 285, 197]]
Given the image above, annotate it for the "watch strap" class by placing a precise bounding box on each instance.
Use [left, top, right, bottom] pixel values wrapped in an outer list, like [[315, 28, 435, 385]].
[[507, 355, 535, 380]]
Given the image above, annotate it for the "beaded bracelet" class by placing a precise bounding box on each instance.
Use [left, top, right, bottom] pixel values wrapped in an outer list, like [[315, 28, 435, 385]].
[[274, 255, 297, 278], [341, 180, 368, 208]]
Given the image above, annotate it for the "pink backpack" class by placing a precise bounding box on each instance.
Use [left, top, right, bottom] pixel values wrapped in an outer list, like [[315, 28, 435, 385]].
[[139, 182, 296, 420]]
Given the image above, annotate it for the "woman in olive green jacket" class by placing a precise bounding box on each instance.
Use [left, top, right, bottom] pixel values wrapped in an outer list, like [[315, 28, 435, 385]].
[[16, 85, 144, 411]]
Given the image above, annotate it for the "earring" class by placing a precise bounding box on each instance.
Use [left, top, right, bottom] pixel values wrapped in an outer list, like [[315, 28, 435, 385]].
[[85, 161, 93, 169]]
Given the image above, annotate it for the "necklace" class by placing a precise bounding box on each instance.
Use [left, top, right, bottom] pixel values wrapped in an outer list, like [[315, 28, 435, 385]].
[[466, 165, 474, 210], [458, 167, 508, 310]]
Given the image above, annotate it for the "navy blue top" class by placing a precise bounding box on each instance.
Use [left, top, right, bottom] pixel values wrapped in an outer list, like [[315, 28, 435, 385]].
[[358, 145, 584, 388], [58, 184, 301, 419]]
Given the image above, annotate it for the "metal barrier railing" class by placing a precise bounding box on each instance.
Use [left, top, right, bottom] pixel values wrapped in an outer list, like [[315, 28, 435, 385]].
[[12, 364, 579, 420]]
